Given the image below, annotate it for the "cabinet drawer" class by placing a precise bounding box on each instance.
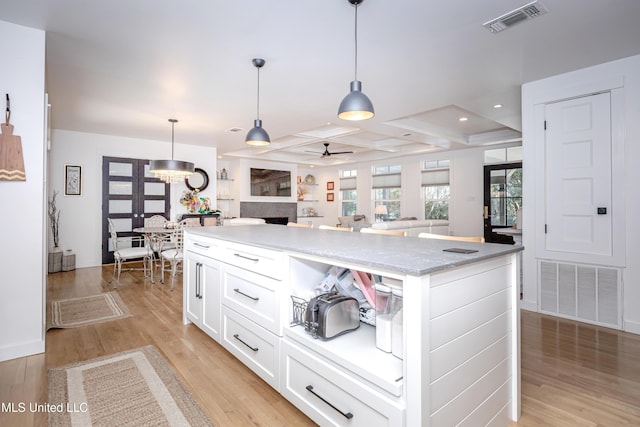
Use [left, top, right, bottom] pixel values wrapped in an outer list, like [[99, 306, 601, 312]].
[[223, 242, 285, 280], [222, 306, 280, 391], [184, 234, 219, 258], [280, 340, 404, 427], [222, 264, 282, 335]]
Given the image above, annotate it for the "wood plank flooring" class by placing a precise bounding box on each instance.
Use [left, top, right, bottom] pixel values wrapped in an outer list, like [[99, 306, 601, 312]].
[[1, 265, 639, 426]]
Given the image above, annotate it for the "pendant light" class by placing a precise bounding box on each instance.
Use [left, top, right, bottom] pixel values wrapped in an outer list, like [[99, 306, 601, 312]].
[[245, 58, 271, 146], [338, 0, 374, 121], [149, 118, 195, 183]]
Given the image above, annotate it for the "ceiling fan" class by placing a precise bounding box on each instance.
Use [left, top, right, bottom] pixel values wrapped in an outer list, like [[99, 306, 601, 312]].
[[308, 142, 354, 157]]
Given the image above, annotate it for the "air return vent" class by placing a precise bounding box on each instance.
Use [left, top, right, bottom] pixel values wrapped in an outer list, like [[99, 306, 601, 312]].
[[483, 1, 548, 33], [539, 260, 621, 329]]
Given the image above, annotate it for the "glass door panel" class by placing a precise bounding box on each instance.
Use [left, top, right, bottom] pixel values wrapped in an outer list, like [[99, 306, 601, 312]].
[[109, 200, 133, 214]]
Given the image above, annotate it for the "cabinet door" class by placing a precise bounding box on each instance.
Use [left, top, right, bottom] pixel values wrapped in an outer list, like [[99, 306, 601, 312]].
[[183, 252, 204, 325], [201, 259, 222, 342]]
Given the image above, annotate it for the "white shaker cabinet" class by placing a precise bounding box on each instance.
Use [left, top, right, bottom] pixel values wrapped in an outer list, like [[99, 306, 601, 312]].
[[183, 236, 222, 343]]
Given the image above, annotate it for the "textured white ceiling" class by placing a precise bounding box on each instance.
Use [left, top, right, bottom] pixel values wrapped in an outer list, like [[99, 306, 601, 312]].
[[2, 0, 639, 165]]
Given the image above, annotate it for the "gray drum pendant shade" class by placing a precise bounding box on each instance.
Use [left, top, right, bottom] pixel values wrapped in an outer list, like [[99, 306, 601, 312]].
[[149, 119, 195, 183], [246, 58, 270, 146], [338, 80, 374, 121], [338, 0, 374, 121]]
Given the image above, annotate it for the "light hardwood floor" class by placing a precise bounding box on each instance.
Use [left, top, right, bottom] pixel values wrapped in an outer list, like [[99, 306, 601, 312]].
[[1, 266, 639, 426]]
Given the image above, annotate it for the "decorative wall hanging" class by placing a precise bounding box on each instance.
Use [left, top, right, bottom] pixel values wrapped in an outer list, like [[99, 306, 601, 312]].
[[185, 167, 209, 192], [64, 165, 82, 195], [0, 94, 26, 181]]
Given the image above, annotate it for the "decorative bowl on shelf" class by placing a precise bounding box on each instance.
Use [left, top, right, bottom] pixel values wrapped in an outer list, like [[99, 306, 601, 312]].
[[304, 174, 316, 185]]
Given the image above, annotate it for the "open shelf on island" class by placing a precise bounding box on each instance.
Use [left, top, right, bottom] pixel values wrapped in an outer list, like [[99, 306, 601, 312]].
[[284, 322, 403, 397]]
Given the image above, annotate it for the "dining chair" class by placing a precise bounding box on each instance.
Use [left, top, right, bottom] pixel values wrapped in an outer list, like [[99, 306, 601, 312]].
[[143, 215, 171, 255], [360, 227, 407, 237], [181, 217, 202, 227], [144, 214, 168, 227], [318, 225, 353, 232], [287, 222, 313, 228], [107, 218, 154, 287], [418, 232, 485, 243], [159, 223, 186, 290], [203, 216, 219, 226]]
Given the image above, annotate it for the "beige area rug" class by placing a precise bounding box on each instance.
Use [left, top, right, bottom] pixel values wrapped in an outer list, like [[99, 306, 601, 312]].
[[47, 292, 131, 330], [48, 345, 214, 427]]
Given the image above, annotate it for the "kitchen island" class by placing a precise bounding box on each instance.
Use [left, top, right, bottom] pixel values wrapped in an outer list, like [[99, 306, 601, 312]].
[[183, 224, 522, 426]]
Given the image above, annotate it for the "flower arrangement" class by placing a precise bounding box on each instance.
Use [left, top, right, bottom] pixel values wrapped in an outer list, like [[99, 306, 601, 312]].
[[180, 189, 215, 214]]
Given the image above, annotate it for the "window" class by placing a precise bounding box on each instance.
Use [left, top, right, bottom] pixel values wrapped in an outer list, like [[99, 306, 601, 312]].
[[339, 169, 357, 216], [372, 165, 401, 220], [422, 160, 450, 220], [484, 146, 522, 164]]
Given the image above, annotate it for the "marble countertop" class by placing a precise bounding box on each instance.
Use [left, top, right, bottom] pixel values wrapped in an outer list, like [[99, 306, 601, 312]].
[[187, 225, 523, 276]]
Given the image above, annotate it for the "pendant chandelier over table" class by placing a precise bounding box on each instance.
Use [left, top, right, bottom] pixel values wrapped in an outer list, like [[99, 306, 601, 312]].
[[149, 118, 195, 184]]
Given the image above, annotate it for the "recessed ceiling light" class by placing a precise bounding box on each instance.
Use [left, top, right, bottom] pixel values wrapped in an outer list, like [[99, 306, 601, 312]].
[[402, 133, 413, 137], [493, 104, 503, 109], [459, 117, 468, 122], [226, 127, 244, 133]]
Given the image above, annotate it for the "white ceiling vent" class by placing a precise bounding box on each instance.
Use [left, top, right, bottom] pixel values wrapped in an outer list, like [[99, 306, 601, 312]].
[[483, 1, 547, 33]]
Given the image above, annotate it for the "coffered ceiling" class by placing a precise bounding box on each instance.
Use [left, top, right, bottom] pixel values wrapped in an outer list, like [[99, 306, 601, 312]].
[[2, 0, 639, 166]]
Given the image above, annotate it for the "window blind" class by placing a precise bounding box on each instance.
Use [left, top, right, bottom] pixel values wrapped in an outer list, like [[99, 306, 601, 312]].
[[421, 169, 449, 186], [372, 173, 401, 189], [339, 176, 356, 190]]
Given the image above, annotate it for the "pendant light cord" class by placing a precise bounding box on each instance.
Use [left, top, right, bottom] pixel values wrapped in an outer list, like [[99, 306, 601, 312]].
[[171, 120, 175, 160], [354, 2, 359, 81], [256, 66, 261, 120]]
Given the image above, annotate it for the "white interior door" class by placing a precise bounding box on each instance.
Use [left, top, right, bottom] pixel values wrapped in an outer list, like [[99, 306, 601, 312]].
[[544, 92, 612, 256]]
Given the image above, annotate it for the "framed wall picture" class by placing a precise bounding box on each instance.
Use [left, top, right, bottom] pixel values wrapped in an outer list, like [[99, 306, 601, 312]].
[[326, 192, 334, 202], [64, 165, 82, 196], [326, 181, 334, 190]]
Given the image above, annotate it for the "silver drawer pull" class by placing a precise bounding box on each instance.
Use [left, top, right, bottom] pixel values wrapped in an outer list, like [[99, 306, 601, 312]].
[[233, 288, 259, 301], [305, 385, 353, 419], [233, 334, 259, 352], [234, 253, 260, 262], [193, 242, 210, 249]]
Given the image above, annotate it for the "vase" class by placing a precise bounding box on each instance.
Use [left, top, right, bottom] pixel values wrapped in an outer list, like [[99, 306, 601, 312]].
[[48, 248, 63, 273]]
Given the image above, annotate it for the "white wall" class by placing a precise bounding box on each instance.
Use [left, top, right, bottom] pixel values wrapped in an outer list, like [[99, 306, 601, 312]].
[[0, 21, 46, 361], [49, 129, 217, 268], [522, 54, 640, 333]]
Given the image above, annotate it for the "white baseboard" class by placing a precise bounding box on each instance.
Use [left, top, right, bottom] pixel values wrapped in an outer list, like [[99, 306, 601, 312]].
[[624, 319, 640, 335], [0, 339, 44, 362], [519, 300, 537, 312]]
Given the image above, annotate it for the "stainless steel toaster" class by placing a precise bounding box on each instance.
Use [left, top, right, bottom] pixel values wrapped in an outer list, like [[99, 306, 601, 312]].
[[305, 293, 360, 340]]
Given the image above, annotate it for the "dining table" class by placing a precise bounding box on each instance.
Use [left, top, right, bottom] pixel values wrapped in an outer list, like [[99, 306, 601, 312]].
[[132, 227, 177, 275]]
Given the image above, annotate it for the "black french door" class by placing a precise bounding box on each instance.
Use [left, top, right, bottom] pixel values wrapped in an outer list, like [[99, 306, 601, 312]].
[[101, 156, 170, 264], [483, 162, 522, 243]]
